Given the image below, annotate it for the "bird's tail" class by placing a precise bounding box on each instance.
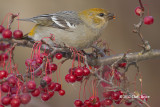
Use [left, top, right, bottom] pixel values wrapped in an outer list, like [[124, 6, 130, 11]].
[[18, 18, 36, 23]]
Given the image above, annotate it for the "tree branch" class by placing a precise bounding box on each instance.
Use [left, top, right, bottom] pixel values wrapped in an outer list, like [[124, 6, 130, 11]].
[[90, 49, 160, 66], [0, 36, 34, 48], [1, 36, 160, 68]]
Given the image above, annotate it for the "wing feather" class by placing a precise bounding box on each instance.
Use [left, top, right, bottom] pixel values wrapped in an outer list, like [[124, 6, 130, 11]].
[[19, 11, 83, 31]]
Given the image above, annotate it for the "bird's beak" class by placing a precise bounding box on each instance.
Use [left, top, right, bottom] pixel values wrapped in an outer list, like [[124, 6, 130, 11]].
[[107, 13, 115, 20]]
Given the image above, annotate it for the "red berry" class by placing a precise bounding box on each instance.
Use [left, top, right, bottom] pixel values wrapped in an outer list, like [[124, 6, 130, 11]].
[[69, 67, 76, 74], [1, 96, 11, 105], [48, 91, 55, 98], [76, 76, 83, 81], [83, 67, 90, 76], [125, 100, 132, 106], [84, 100, 91, 106], [1, 82, 10, 92], [104, 99, 113, 106], [0, 104, 4, 107], [35, 70, 42, 76], [11, 87, 19, 94], [7, 76, 17, 87], [41, 93, 50, 101], [94, 101, 101, 107], [50, 63, 57, 71], [74, 67, 84, 77], [11, 94, 20, 100], [139, 94, 148, 104], [111, 91, 120, 100], [118, 90, 123, 95], [118, 63, 127, 68], [144, 16, 154, 25], [103, 91, 113, 98], [36, 58, 43, 65], [59, 90, 65, 96], [39, 86, 48, 93], [74, 99, 83, 106], [31, 60, 37, 68], [0, 25, 5, 33], [13, 30, 23, 39], [26, 80, 36, 91], [140, 94, 148, 101], [22, 85, 29, 93], [10, 98, 21, 107], [135, 6, 142, 16], [55, 53, 62, 59], [0, 53, 9, 61], [68, 75, 76, 83], [39, 53, 48, 60], [2, 29, 12, 38], [89, 96, 100, 102], [48, 82, 56, 90], [65, 74, 70, 82], [115, 98, 122, 104], [25, 59, 33, 67], [0, 70, 8, 79], [0, 42, 6, 51], [20, 93, 31, 104], [5, 43, 11, 49], [42, 76, 52, 85], [54, 83, 61, 91], [31, 88, 40, 97]]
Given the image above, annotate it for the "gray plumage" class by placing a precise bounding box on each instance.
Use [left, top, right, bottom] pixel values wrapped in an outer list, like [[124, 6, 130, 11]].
[[19, 11, 83, 30], [19, 8, 113, 49]]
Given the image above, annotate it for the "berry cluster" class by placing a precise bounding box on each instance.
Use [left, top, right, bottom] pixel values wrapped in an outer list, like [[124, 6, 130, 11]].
[[101, 91, 126, 106], [74, 96, 101, 107], [65, 66, 90, 83], [135, 6, 154, 25], [0, 74, 65, 107], [0, 74, 31, 107], [0, 13, 23, 40], [0, 25, 23, 39], [25, 52, 58, 76], [0, 42, 10, 52], [0, 51, 65, 107], [0, 42, 10, 63]]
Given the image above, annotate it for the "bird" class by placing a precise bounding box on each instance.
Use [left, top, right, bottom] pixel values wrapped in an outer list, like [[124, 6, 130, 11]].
[[19, 8, 115, 50]]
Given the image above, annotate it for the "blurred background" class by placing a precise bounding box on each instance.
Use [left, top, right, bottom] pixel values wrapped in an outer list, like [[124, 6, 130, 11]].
[[0, 0, 160, 107]]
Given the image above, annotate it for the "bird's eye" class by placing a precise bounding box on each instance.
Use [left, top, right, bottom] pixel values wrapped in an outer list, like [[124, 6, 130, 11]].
[[99, 13, 105, 17]]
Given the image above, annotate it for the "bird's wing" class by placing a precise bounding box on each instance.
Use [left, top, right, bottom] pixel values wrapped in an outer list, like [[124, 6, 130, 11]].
[[19, 11, 83, 30]]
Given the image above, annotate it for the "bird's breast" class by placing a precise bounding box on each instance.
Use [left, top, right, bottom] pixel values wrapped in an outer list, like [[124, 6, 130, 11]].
[[30, 25, 101, 50]]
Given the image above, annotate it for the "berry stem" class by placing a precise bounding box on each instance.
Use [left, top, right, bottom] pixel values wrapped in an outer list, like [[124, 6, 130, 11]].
[[139, 0, 144, 11], [7, 14, 10, 29], [1, 13, 11, 25], [58, 63, 63, 89], [78, 82, 82, 99], [92, 80, 95, 97], [139, 72, 143, 95], [83, 79, 88, 100], [93, 79, 97, 97], [87, 81, 92, 96], [56, 64, 59, 83], [144, 4, 150, 16], [18, 15, 20, 30], [16, 79, 21, 96], [71, 48, 76, 74], [134, 73, 138, 92]]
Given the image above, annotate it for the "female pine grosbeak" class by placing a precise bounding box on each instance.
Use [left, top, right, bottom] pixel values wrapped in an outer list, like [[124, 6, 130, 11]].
[[20, 8, 115, 50]]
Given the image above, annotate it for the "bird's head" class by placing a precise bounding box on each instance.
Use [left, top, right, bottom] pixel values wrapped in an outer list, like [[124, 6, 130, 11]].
[[79, 8, 115, 30]]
